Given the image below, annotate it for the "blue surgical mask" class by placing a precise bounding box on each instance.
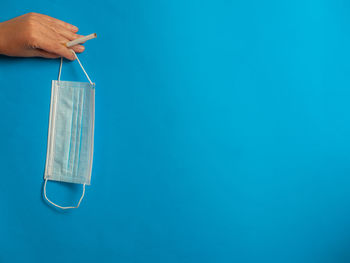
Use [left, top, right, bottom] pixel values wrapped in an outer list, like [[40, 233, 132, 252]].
[[44, 51, 95, 209]]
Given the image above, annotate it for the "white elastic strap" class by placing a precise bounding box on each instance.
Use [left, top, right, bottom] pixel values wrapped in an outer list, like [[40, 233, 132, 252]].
[[72, 51, 93, 84], [43, 179, 86, 209], [57, 50, 93, 85], [58, 57, 63, 81]]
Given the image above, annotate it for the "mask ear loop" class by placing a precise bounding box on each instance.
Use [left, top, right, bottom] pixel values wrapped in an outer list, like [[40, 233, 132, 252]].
[[43, 179, 86, 209], [57, 51, 93, 85], [71, 50, 93, 85], [58, 57, 63, 81]]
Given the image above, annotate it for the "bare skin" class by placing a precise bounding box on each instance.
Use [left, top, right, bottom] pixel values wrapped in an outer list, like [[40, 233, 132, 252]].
[[0, 13, 85, 60]]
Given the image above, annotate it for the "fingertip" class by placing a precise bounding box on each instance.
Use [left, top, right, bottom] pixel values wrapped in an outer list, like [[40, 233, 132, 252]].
[[65, 54, 76, 61], [75, 45, 85, 53], [68, 49, 77, 60], [72, 26, 79, 32]]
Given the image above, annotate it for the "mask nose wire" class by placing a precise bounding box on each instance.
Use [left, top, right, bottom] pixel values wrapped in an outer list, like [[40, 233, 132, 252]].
[[58, 51, 93, 85], [43, 179, 86, 209]]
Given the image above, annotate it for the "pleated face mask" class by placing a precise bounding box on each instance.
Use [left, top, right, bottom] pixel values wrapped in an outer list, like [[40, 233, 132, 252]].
[[44, 51, 95, 209]]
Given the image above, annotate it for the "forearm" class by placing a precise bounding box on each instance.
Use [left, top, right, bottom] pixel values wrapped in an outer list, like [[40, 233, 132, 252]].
[[0, 22, 8, 55]]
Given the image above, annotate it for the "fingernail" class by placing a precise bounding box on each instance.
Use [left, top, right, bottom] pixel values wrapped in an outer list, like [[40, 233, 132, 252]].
[[77, 46, 85, 51], [72, 26, 78, 31]]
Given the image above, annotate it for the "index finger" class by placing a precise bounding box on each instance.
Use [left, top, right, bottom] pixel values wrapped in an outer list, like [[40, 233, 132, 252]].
[[38, 13, 79, 32]]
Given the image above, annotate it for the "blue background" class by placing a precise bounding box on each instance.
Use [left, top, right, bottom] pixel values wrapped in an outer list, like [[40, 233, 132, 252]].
[[1, 0, 350, 262]]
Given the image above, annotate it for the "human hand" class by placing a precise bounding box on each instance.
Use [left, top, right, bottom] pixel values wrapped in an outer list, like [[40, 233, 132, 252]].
[[0, 12, 85, 60]]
